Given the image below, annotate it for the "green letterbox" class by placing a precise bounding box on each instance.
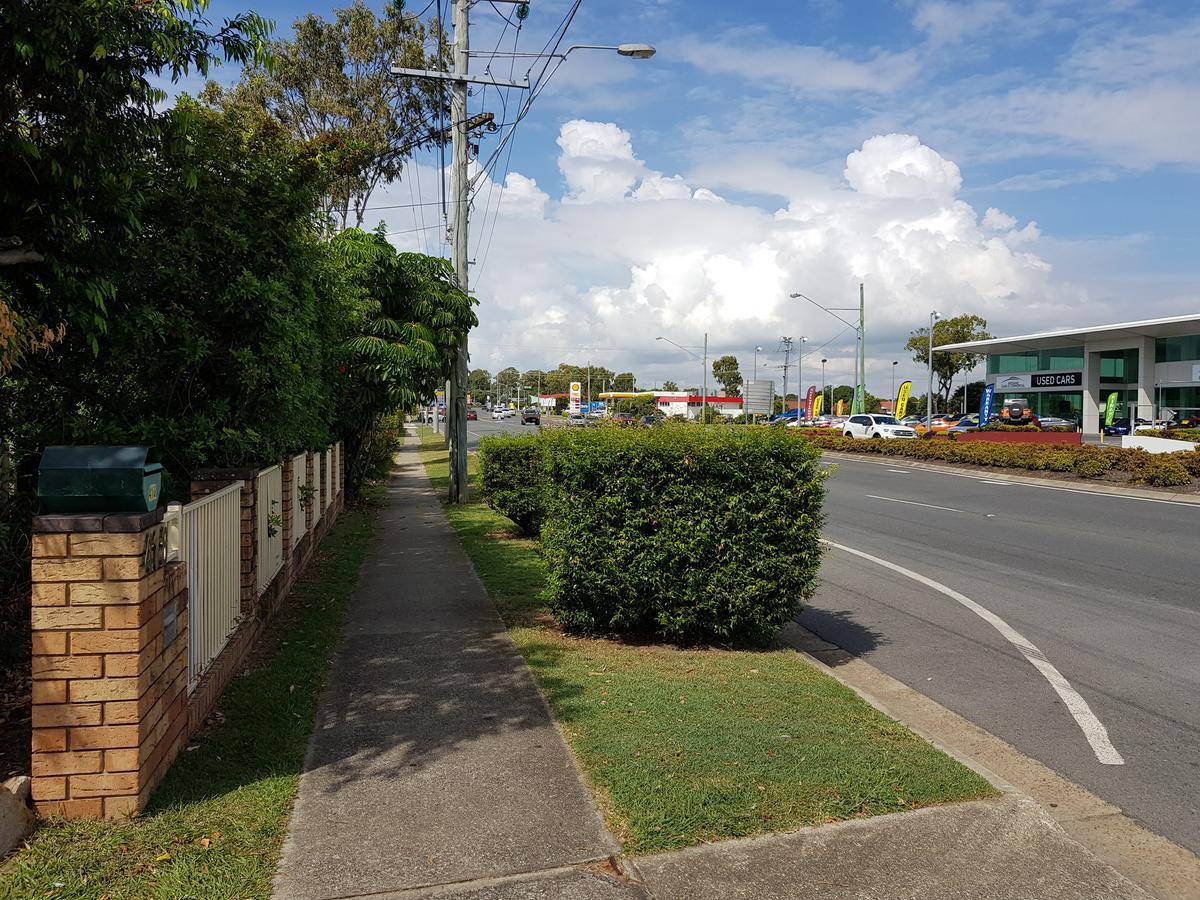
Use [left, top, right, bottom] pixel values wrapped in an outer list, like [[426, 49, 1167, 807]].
[[37, 446, 163, 514]]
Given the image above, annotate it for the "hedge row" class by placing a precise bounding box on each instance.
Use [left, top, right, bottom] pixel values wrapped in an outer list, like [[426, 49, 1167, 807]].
[[798, 432, 1200, 488], [479, 427, 826, 643]]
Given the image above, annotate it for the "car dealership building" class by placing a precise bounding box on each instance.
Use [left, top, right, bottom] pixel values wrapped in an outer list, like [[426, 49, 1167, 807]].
[[937, 314, 1200, 428]]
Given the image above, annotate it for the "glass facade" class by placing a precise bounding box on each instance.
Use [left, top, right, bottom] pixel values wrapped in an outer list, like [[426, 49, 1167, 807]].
[[986, 345, 1083, 374], [1155, 335, 1200, 362], [996, 391, 1083, 423], [1098, 348, 1138, 384], [1160, 386, 1200, 415]]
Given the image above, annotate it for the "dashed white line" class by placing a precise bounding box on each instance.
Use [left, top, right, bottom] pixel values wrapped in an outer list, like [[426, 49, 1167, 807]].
[[866, 494, 969, 514], [822, 538, 1125, 766]]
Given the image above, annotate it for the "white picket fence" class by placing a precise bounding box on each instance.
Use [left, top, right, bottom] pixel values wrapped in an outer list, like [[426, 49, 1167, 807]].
[[165, 482, 242, 693], [255, 465, 284, 596], [166, 443, 341, 692]]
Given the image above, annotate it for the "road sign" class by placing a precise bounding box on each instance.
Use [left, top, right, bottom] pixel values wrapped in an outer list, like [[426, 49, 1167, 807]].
[[743, 380, 775, 416]]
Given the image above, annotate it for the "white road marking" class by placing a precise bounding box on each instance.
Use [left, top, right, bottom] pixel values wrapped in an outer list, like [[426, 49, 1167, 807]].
[[866, 494, 968, 514], [981, 480, 1011, 486], [887, 469, 911, 474], [821, 538, 1125, 766]]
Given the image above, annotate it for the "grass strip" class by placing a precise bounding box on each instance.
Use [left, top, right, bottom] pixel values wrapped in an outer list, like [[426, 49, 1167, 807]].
[[1, 489, 382, 899], [416, 427, 996, 854]]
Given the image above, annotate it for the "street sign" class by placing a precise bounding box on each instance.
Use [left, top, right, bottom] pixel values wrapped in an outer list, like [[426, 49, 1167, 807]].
[[743, 380, 775, 416]]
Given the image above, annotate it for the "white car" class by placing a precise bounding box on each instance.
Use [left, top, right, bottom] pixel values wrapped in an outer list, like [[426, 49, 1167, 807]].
[[491, 408, 506, 420], [843, 414, 918, 440]]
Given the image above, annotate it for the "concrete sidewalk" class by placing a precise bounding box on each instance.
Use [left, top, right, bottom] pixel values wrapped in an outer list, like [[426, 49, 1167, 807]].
[[275, 440, 1158, 900], [274, 442, 623, 900]]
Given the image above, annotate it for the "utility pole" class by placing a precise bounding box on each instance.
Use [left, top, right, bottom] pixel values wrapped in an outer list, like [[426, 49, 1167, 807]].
[[780, 337, 792, 416], [702, 332, 708, 422], [445, 0, 470, 501]]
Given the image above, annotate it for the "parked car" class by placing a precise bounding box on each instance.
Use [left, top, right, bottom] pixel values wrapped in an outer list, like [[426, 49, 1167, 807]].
[[1103, 418, 1163, 436], [466, 409, 477, 421], [947, 414, 981, 433], [843, 414, 918, 440], [1034, 416, 1076, 430], [566, 413, 588, 427], [521, 407, 541, 425], [638, 414, 660, 427]]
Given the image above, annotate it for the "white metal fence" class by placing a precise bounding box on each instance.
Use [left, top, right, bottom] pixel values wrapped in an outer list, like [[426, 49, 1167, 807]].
[[323, 448, 333, 511], [290, 452, 307, 550], [165, 482, 242, 692], [255, 465, 284, 596], [311, 451, 322, 523]]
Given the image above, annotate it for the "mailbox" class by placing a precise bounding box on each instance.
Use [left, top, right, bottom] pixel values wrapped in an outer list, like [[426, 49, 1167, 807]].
[[37, 446, 163, 514]]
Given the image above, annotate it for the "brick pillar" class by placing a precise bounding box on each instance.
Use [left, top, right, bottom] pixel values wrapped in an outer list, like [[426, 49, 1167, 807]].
[[280, 457, 294, 578], [193, 469, 257, 613], [305, 453, 315, 535], [29, 511, 189, 819]]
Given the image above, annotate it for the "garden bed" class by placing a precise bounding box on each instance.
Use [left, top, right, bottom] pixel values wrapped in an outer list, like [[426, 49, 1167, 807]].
[[957, 431, 1081, 445]]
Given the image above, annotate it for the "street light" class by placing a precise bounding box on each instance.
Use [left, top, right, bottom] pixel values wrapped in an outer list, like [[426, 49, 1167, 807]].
[[821, 358, 828, 413], [927, 312, 940, 433], [656, 334, 708, 421], [754, 346, 763, 381], [891, 361, 898, 413]]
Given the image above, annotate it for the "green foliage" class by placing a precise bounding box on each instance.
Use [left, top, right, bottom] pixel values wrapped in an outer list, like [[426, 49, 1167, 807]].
[[905, 315, 991, 409], [0, 0, 271, 370], [1137, 458, 1192, 487], [711, 354, 742, 395], [537, 427, 826, 643], [661, 380, 679, 392], [797, 433, 1197, 489], [478, 436, 546, 536], [211, 0, 449, 231]]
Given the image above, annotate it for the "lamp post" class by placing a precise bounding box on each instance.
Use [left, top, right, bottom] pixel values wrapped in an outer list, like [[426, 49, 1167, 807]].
[[790, 288, 865, 413], [656, 334, 707, 421], [754, 346, 763, 381], [927, 311, 940, 433], [821, 358, 828, 413], [891, 361, 898, 413]]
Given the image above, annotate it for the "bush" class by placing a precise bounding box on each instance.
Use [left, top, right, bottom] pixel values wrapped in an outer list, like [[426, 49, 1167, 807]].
[[1137, 458, 1193, 487], [539, 426, 826, 643], [478, 435, 546, 535], [1071, 455, 1112, 478]]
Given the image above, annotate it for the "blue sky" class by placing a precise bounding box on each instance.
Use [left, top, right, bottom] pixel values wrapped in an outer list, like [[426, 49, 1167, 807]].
[[175, 0, 1199, 393]]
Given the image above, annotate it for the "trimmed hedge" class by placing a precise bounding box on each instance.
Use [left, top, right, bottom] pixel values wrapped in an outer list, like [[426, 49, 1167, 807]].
[[798, 432, 1198, 488], [480, 426, 827, 643], [478, 434, 546, 535]]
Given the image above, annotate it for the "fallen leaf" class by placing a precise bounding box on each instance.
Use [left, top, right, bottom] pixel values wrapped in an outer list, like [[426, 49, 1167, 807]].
[[155, 852, 171, 862]]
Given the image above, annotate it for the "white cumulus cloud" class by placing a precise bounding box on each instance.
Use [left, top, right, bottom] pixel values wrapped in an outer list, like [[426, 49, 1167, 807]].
[[844, 134, 963, 200]]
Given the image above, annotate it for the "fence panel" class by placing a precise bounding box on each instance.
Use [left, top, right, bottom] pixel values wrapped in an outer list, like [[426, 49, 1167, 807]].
[[291, 452, 307, 550], [255, 465, 284, 595], [323, 448, 333, 511], [166, 482, 242, 692], [312, 451, 322, 524]]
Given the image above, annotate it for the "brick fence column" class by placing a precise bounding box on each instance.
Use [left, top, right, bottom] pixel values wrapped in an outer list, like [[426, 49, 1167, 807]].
[[30, 511, 189, 819]]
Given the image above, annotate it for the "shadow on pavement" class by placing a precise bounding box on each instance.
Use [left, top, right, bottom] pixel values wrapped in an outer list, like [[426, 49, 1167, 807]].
[[793, 606, 886, 664]]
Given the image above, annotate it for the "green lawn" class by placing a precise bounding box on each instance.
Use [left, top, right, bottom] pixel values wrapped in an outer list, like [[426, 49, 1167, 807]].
[[415, 427, 996, 853], [1, 489, 383, 899]]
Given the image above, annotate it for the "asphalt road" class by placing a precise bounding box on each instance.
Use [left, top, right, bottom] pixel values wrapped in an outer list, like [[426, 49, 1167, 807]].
[[464, 413, 539, 449], [803, 453, 1200, 854]]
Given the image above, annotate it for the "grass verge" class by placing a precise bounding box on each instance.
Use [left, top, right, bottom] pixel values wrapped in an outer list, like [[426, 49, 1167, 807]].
[[416, 427, 996, 854], [1, 488, 383, 899]]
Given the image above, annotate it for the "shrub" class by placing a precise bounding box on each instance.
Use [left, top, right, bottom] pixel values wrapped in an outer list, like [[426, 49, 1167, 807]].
[[1137, 458, 1193, 487], [1178, 450, 1200, 478], [539, 426, 826, 643], [1071, 455, 1112, 478], [478, 435, 546, 535]]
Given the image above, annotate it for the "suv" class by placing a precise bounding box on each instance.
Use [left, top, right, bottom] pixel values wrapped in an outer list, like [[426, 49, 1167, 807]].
[[843, 414, 918, 440], [521, 407, 541, 425]]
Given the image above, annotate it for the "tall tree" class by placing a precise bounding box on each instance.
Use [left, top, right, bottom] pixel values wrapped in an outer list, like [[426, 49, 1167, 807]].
[[495, 367, 520, 395], [711, 355, 743, 395], [0, 0, 271, 371], [467, 368, 492, 399], [662, 380, 679, 391], [905, 314, 991, 408], [613, 371, 637, 391], [214, 0, 448, 231]]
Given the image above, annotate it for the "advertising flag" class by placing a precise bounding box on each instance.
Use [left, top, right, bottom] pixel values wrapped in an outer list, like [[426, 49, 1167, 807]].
[[980, 384, 995, 425], [895, 380, 912, 419], [805, 385, 817, 419], [835, 398, 846, 416], [854, 384, 865, 414], [1104, 392, 1119, 426], [811, 393, 824, 419]]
